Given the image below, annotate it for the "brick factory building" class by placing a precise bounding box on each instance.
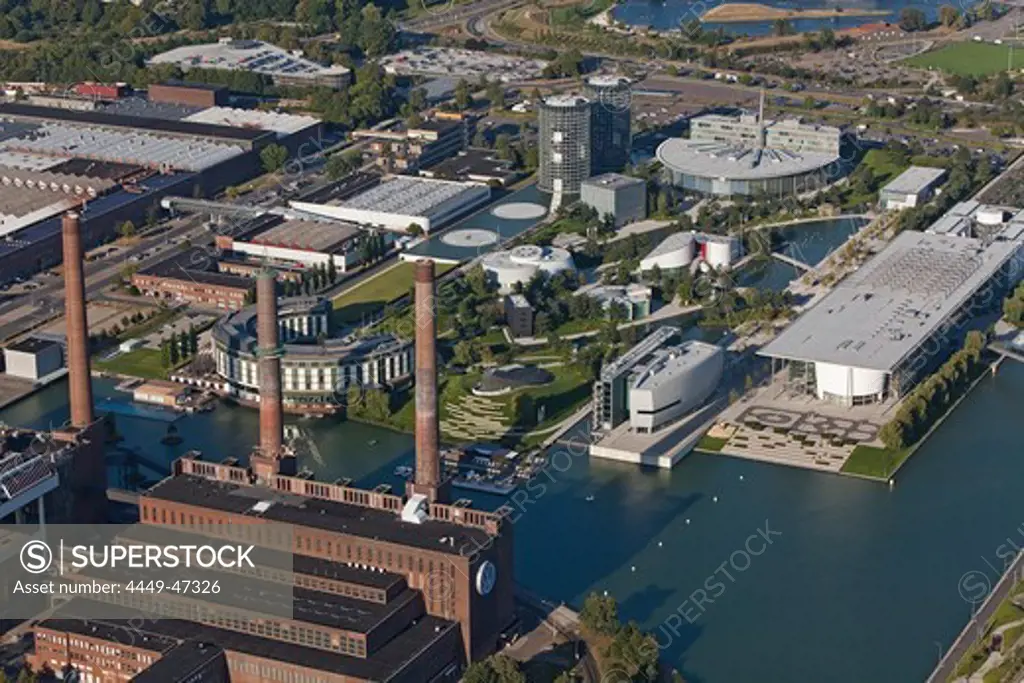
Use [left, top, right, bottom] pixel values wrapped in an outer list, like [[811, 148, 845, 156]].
[[25, 262, 516, 681], [149, 80, 231, 108], [132, 267, 254, 310]]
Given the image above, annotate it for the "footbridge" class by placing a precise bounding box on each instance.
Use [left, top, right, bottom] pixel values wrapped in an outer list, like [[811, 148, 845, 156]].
[[771, 252, 814, 272]]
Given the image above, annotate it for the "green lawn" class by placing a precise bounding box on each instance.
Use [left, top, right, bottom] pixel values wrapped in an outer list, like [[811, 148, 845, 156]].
[[696, 435, 729, 452], [94, 348, 170, 380], [953, 582, 1024, 680], [841, 444, 911, 479], [906, 41, 1024, 76], [332, 262, 454, 325]]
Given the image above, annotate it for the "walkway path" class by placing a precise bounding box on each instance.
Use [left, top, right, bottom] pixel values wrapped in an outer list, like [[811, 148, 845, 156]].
[[961, 616, 1024, 682], [929, 552, 1024, 683]]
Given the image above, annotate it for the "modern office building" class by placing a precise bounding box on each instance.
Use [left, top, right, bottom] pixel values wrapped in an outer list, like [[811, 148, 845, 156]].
[[657, 93, 844, 197], [353, 115, 475, 173], [580, 173, 646, 226], [759, 202, 1024, 405], [593, 326, 679, 432], [628, 340, 724, 432], [538, 94, 592, 196], [148, 38, 351, 89], [212, 294, 412, 414], [584, 284, 653, 321], [504, 294, 534, 338], [290, 176, 491, 234], [879, 166, 948, 210], [584, 76, 632, 174], [481, 245, 576, 292]]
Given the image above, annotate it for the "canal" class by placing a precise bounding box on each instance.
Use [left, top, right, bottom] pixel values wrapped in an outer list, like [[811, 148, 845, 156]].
[[3, 215, 1018, 682]]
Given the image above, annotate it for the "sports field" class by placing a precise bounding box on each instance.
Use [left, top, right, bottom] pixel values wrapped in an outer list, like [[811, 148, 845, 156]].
[[906, 41, 1024, 77]]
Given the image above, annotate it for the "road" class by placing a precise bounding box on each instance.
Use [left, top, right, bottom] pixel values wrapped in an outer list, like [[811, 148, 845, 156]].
[[927, 551, 1024, 683], [0, 216, 207, 342]]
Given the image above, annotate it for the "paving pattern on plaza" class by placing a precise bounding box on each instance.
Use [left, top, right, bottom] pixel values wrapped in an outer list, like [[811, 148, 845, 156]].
[[439, 228, 500, 248], [711, 406, 882, 473], [441, 394, 512, 442]]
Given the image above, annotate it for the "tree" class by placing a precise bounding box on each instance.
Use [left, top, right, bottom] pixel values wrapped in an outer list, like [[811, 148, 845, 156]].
[[938, 4, 960, 26], [580, 592, 619, 636], [327, 258, 338, 283], [260, 144, 288, 173], [899, 7, 927, 32], [495, 133, 512, 161], [407, 223, 424, 237], [486, 81, 505, 110], [772, 18, 794, 36], [160, 340, 171, 368], [169, 338, 179, 365], [358, 4, 396, 57], [188, 325, 199, 355], [455, 78, 472, 111], [462, 655, 526, 683], [117, 220, 135, 238]]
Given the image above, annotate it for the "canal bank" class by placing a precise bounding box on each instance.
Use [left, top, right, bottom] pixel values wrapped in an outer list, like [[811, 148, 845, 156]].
[[2, 365, 1023, 682]]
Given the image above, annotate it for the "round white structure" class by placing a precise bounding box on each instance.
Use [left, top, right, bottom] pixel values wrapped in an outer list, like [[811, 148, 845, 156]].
[[440, 228, 499, 247], [491, 202, 547, 220], [814, 362, 887, 404], [481, 245, 576, 291], [702, 236, 740, 270], [641, 232, 696, 272]]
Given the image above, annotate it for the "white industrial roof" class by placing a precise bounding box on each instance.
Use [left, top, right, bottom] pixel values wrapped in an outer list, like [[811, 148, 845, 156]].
[[338, 176, 485, 217], [656, 137, 839, 181], [0, 122, 243, 171], [0, 151, 64, 171], [882, 166, 947, 196], [183, 107, 320, 138], [759, 229, 1024, 372], [149, 40, 349, 80]]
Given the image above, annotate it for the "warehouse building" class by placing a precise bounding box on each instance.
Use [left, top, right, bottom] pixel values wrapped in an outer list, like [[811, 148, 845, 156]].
[[759, 204, 1024, 405], [879, 166, 948, 210], [149, 80, 230, 108], [353, 115, 474, 173], [3, 338, 63, 380], [148, 38, 351, 89], [580, 173, 646, 227], [290, 176, 491, 234], [215, 216, 390, 275]]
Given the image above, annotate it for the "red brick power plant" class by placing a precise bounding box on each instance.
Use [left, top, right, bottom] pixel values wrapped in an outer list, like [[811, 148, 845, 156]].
[[408, 258, 446, 503], [62, 212, 94, 428]]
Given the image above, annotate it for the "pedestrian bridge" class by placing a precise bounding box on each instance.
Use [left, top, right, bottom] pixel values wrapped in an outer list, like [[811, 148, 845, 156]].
[[771, 252, 814, 272]]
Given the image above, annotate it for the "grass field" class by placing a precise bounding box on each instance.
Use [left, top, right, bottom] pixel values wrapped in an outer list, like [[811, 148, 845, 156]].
[[906, 41, 1024, 77], [331, 262, 455, 325], [95, 348, 169, 380], [841, 444, 911, 479]]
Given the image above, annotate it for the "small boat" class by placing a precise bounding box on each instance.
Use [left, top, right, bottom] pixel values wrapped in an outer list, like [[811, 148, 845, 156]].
[[368, 439, 378, 446], [585, 495, 595, 502]]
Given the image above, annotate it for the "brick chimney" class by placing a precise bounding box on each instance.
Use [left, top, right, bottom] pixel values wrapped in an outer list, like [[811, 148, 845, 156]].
[[407, 259, 445, 503], [251, 268, 292, 481], [62, 212, 94, 428]]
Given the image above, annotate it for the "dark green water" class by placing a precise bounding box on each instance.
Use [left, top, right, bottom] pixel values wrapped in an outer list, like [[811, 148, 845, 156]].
[[4, 212, 1018, 682], [6, 365, 1022, 682]]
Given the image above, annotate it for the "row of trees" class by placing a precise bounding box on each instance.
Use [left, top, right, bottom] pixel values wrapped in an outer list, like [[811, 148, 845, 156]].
[[1004, 282, 1024, 326], [160, 326, 200, 368], [281, 261, 338, 297], [878, 331, 987, 450]]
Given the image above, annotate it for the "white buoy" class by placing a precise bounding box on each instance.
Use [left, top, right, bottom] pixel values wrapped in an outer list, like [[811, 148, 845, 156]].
[[603, 590, 608, 596], [889, 478, 895, 489], [739, 475, 744, 481], [685, 518, 691, 525], [631, 565, 636, 572], [712, 495, 719, 503], [658, 541, 663, 548]]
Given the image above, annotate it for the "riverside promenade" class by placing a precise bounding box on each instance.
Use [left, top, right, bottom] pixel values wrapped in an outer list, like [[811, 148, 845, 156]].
[[928, 551, 1024, 682]]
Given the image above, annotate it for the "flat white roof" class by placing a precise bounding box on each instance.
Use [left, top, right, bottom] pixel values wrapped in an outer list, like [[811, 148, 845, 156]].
[[882, 166, 947, 196], [633, 340, 722, 392], [759, 230, 1023, 372], [339, 176, 485, 217], [149, 40, 349, 80], [183, 107, 320, 138]]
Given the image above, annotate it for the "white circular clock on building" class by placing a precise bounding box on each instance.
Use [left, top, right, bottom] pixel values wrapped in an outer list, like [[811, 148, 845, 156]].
[[475, 560, 497, 596]]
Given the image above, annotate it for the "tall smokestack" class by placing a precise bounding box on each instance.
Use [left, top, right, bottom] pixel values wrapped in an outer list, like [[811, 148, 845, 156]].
[[62, 212, 93, 428], [409, 259, 442, 502], [253, 268, 285, 479]]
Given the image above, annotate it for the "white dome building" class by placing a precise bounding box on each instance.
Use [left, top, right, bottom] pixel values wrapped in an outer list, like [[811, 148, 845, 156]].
[[482, 245, 576, 291]]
